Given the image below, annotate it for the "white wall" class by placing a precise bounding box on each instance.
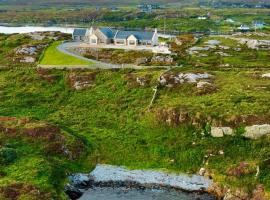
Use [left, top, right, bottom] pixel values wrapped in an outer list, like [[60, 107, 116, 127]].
[[151, 32, 159, 46]]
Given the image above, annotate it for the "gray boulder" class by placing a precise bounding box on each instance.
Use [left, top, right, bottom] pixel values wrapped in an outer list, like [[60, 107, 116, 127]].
[[244, 124, 270, 139], [211, 127, 233, 138]]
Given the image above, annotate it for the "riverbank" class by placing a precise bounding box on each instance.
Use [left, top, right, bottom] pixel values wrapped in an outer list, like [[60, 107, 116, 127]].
[[65, 164, 215, 200]]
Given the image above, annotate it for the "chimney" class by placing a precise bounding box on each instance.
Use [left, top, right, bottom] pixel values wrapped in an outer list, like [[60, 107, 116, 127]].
[[89, 26, 93, 35]]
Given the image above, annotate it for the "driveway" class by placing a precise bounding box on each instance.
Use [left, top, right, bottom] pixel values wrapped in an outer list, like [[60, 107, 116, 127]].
[[57, 42, 120, 69], [45, 41, 175, 70]]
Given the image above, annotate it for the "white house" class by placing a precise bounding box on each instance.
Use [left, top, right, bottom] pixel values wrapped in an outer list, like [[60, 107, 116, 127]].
[[72, 28, 89, 42], [73, 27, 159, 47]]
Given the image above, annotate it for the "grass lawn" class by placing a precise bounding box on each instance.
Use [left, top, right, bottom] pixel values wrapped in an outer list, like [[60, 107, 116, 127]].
[[39, 41, 93, 65]]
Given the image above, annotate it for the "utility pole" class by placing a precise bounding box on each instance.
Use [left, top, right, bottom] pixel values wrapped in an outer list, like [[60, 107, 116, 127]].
[[163, 16, 166, 35]]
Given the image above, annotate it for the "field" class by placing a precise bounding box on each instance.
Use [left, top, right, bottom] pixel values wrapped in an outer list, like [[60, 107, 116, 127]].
[[39, 41, 92, 65], [1, 32, 270, 199]]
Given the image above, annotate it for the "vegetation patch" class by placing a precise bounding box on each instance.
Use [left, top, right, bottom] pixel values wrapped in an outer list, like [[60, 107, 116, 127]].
[[39, 41, 93, 66]]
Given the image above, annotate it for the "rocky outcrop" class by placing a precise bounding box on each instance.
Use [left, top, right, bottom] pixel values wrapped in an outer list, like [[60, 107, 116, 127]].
[[196, 81, 217, 95], [210, 124, 270, 139], [124, 73, 152, 87], [158, 72, 213, 88], [151, 55, 174, 64], [20, 56, 36, 63], [211, 127, 233, 138], [262, 73, 270, 79], [244, 124, 270, 139], [233, 38, 270, 50], [15, 44, 47, 56], [156, 108, 191, 126], [227, 162, 256, 177], [37, 68, 58, 84], [65, 164, 214, 199], [78, 164, 213, 191], [68, 72, 97, 90]]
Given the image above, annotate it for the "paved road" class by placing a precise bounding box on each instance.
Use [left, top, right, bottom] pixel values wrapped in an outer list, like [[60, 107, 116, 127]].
[[51, 42, 175, 70], [57, 42, 120, 69]]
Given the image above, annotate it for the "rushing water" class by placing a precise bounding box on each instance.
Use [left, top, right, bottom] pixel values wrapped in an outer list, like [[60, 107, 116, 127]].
[[0, 26, 74, 34], [79, 187, 215, 200]]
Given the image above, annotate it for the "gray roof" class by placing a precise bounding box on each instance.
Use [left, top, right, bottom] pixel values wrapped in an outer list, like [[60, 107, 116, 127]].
[[99, 27, 116, 39], [73, 28, 87, 36], [115, 30, 154, 41]]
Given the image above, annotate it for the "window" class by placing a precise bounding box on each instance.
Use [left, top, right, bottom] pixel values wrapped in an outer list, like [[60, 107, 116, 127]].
[[129, 40, 136, 45], [116, 40, 125, 44], [91, 39, 97, 44]]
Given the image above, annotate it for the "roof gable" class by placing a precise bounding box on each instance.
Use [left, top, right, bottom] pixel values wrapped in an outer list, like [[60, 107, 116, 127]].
[[99, 27, 116, 39], [127, 34, 138, 40], [73, 28, 87, 36]]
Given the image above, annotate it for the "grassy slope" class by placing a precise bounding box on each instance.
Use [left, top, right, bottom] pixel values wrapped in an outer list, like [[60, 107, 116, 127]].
[[1, 66, 270, 197], [40, 41, 92, 65], [1, 34, 270, 199]]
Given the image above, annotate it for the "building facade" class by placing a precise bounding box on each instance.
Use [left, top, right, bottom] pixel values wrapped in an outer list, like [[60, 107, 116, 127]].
[[72, 27, 159, 47]]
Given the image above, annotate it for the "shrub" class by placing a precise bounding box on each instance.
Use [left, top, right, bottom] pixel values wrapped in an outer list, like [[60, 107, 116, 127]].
[[0, 147, 17, 164]]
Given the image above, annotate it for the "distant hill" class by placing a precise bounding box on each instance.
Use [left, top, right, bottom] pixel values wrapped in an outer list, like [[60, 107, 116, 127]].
[[1, 0, 188, 6], [1, 0, 269, 7]]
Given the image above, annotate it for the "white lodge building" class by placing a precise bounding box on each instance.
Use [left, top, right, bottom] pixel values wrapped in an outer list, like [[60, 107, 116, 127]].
[[72, 27, 159, 47]]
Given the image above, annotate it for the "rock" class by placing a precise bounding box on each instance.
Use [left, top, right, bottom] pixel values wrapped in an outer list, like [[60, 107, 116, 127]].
[[159, 72, 212, 87], [219, 64, 230, 67], [227, 162, 256, 177], [197, 81, 211, 89], [244, 124, 270, 139], [20, 56, 36, 63], [64, 184, 83, 200], [16, 46, 37, 55], [219, 150, 224, 155], [125, 74, 151, 87], [151, 55, 174, 64], [68, 173, 91, 187], [234, 47, 242, 51], [36, 68, 58, 84], [68, 72, 97, 90], [184, 73, 212, 83], [89, 164, 213, 191], [262, 73, 270, 78], [196, 81, 217, 95], [198, 168, 206, 176], [211, 127, 233, 138], [233, 38, 270, 50], [205, 40, 220, 45], [136, 77, 147, 86], [224, 189, 249, 200], [219, 45, 230, 50], [135, 57, 148, 65], [251, 185, 267, 200], [215, 51, 231, 57]]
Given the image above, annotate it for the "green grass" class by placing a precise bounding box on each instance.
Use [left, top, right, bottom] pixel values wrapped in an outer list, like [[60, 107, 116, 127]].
[[39, 41, 93, 65], [1, 66, 270, 199], [1, 33, 270, 199]]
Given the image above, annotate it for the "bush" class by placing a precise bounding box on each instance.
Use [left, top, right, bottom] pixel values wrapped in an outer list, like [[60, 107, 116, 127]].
[[0, 147, 17, 164]]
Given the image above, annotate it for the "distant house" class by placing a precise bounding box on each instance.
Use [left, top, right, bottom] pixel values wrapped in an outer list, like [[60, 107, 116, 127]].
[[253, 21, 265, 29], [198, 16, 207, 20], [237, 25, 250, 32], [225, 18, 235, 23], [74, 27, 159, 47], [72, 28, 88, 42], [114, 30, 158, 46], [137, 4, 161, 13]]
